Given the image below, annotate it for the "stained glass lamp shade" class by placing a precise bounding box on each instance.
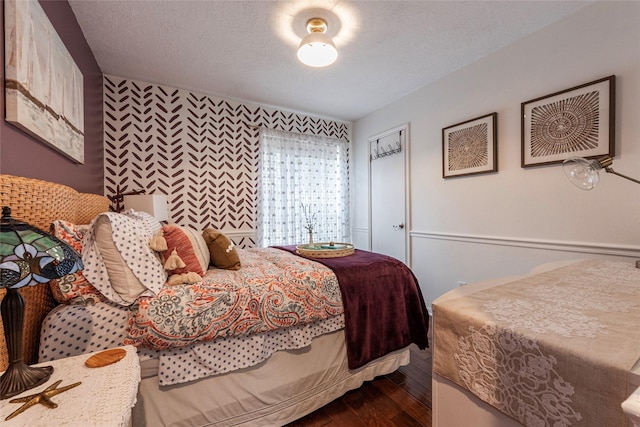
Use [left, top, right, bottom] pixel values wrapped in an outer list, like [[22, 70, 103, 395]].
[[0, 206, 83, 399]]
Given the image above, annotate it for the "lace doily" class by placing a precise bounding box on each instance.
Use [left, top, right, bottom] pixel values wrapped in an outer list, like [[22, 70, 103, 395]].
[[0, 346, 140, 426]]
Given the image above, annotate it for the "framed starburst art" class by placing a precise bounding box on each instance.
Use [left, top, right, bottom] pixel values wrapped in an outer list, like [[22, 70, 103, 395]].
[[442, 112, 498, 178], [521, 75, 615, 168]]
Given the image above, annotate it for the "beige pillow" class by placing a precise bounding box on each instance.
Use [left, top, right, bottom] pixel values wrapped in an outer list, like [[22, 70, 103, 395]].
[[86, 214, 166, 305], [202, 229, 241, 270], [94, 216, 148, 303]]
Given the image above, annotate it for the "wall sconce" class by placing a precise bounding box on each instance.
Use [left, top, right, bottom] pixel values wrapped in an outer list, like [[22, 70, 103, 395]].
[[564, 156, 640, 269], [123, 194, 169, 222], [297, 18, 338, 68], [563, 156, 640, 190]]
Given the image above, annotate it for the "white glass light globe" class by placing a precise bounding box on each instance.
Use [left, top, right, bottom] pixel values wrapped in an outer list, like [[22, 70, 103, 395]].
[[297, 33, 338, 67]]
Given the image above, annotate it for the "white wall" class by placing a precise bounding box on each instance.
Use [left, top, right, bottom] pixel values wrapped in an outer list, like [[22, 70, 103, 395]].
[[351, 1, 640, 311]]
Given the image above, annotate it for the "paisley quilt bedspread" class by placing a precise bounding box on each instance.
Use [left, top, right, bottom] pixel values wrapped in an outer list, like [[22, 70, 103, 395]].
[[124, 248, 344, 350]]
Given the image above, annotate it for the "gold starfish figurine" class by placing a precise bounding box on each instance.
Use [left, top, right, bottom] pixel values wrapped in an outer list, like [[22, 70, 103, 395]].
[[5, 380, 82, 421]]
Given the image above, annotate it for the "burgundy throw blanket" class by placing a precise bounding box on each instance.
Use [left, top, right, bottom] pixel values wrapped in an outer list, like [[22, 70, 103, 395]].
[[275, 245, 430, 369]]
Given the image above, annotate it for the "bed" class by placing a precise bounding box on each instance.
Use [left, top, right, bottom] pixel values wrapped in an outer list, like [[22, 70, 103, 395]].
[[431, 258, 640, 427], [0, 174, 430, 426]]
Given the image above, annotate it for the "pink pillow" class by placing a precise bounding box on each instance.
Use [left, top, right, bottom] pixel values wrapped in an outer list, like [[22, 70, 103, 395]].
[[49, 220, 106, 305], [161, 225, 209, 276]]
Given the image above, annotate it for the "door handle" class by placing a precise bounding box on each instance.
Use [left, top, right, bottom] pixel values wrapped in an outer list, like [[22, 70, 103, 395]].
[[393, 223, 405, 229]]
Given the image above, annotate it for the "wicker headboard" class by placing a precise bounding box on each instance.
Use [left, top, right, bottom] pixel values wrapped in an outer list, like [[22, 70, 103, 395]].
[[0, 174, 110, 369]]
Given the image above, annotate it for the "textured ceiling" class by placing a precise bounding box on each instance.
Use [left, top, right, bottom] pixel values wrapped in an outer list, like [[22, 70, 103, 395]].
[[69, 0, 591, 122]]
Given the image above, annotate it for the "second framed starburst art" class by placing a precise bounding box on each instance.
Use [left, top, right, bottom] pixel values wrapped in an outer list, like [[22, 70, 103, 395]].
[[521, 75, 615, 168], [442, 112, 498, 178]]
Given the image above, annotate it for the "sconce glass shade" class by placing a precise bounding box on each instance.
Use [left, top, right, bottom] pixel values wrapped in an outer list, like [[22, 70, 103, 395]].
[[563, 155, 640, 190], [0, 206, 82, 399], [562, 156, 602, 191], [297, 33, 338, 67], [123, 194, 169, 221]]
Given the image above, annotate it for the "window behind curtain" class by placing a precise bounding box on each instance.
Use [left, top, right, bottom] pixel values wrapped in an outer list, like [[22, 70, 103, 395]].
[[257, 128, 350, 247]]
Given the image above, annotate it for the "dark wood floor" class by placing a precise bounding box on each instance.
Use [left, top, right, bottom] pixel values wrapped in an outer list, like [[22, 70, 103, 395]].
[[286, 345, 433, 427]]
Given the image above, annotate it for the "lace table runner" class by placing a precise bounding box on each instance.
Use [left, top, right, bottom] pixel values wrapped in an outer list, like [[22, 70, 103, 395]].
[[433, 260, 640, 426]]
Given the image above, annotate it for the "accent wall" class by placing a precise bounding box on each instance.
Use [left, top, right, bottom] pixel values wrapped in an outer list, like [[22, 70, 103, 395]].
[[103, 75, 350, 248]]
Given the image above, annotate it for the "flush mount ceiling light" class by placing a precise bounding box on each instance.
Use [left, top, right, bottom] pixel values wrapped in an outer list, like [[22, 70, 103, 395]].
[[297, 18, 338, 68]]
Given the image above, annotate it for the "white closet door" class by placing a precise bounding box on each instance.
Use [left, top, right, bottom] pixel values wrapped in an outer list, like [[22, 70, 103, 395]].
[[369, 124, 409, 264]]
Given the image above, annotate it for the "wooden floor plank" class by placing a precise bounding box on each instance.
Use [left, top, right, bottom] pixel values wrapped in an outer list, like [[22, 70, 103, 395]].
[[372, 377, 431, 423], [389, 411, 428, 427], [288, 346, 433, 427], [288, 398, 362, 427]]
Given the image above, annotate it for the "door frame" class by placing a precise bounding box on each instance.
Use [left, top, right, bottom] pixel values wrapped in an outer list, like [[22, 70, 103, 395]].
[[367, 122, 411, 266]]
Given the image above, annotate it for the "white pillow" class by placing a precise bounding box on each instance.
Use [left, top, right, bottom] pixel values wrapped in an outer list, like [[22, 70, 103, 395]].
[[82, 213, 166, 305], [124, 209, 162, 236]]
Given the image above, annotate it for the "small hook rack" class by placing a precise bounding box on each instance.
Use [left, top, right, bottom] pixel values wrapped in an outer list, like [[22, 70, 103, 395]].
[[370, 140, 401, 161], [370, 130, 403, 162]]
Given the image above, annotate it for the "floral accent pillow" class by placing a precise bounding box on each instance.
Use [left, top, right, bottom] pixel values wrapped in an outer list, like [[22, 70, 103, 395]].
[[48, 220, 106, 305]]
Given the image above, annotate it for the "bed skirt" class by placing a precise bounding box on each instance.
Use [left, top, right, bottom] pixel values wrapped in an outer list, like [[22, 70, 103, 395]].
[[132, 329, 410, 426]]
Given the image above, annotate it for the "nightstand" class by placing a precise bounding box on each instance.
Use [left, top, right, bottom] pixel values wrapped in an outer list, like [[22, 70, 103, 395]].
[[0, 346, 140, 426]]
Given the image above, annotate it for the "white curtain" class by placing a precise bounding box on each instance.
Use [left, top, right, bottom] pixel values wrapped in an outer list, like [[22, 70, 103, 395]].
[[257, 128, 350, 247]]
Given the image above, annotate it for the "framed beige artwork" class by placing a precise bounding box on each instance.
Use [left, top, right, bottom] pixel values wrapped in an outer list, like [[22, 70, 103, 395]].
[[521, 75, 615, 168], [442, 112, 498, 178], [4, 0, 84, 163]]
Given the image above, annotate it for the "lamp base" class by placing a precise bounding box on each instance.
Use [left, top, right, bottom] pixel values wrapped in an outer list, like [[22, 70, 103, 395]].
[[0, 362, 53, 399]]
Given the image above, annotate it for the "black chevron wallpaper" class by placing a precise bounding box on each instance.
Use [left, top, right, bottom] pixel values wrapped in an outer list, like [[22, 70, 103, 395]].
[[103, 75, 350, 247]]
